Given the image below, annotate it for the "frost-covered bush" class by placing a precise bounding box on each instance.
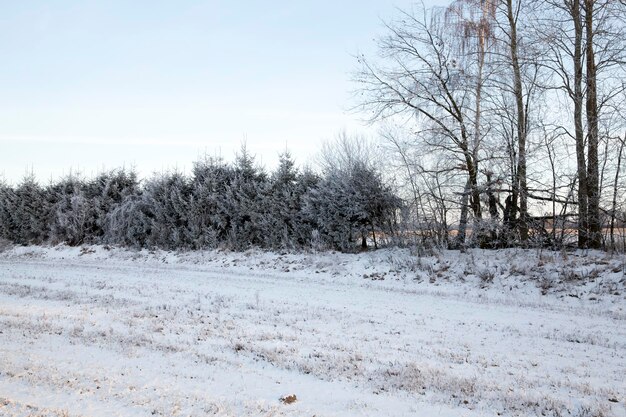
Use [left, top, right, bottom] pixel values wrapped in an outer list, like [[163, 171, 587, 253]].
[[84, 169, 140, 241], [304, 162, 401, 251], [105, 170, 191, 249], [189, 151, 320, 251], [105, 193, 152, 248], [7, 175, 50, 245], [0, 180, 16, 242], [48, 174, 90, 246], [0, 148, 402, 252], [53, 192, 91, 246], [142, 171, 193, 249], [188, 156, 234, 249], [187, 148, 271, 251], [47, 169, 139, 246], [222, 147, 270, 250], [261, 152, 317, 250]]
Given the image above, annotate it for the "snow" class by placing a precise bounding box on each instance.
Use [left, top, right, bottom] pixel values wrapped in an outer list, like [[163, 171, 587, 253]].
[[0, 245, 625, 416]]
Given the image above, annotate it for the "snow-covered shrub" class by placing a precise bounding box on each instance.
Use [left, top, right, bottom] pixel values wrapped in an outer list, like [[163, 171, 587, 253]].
[[0, 180, 16, 242], [54, 193, 91, 246], [0, 145, 402, 252], [260, 152, 318, 250], [304, 172, 352, 251], [9, 175, 49, 245], [142, 171, 193, 249], [188, 156, 235, 249], [304, 162, 401, 252], [261, 151, 299, 249], [105, 171, 191, 249], [48, 174, 90, 245], [188, 156, 219, 248], [221, 147, 270, 250], [478, 268, 495, 285], [83, 168, 140, 242], [105, 193, 152, 248]]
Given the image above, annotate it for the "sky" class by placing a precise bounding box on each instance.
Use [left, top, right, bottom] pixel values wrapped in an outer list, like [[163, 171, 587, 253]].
[[0, 0, 444, 183]]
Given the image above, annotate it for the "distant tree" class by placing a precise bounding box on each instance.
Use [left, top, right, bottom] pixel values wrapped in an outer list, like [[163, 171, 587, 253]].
[[85, 169, 140, 241], [105, 192, 151, 248], [189, 155, 235, 248], [11, 174, 49, 245], [0, 180, 17, 242], [48, 173, 90, 246], [104, 170, 191, 249], [345, 162, 403, 249], [534, 0, 626, 248], [305, 161, 401, 251], [317, 131, 376, 174], [223, 145, 269, 249], [293, 167, 321, 247], [307, 134, 401, 251], [263, 150, 305, 249], [142, 171, 193, 249], [354, 6, 489, 247]]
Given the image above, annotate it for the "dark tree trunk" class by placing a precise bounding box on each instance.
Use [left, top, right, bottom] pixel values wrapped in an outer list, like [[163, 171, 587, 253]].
[[572, 0, 589, 248], [506, 0, 529, 242], [486, 171, 499, 246], [610, 135, 625, 249], [585, 0, 601, 249], [457, 179, 471, 249], [371, 223, 378, 249]]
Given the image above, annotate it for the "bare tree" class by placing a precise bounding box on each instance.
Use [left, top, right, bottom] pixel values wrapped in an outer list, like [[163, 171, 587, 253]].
[[534, 0, 588, 247], [355, 5, 493, 247], [534, 0, 625, 248], [444, 0, 499, 246], [496, 0, 531, 241], [317, 131, 377, 174]]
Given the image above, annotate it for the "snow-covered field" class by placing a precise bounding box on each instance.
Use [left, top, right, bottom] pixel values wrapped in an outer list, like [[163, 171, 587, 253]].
[[0, 245, 625, 417]]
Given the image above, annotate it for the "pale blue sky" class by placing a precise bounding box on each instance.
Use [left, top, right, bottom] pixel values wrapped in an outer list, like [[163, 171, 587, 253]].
[[0, 0, 443, 183]]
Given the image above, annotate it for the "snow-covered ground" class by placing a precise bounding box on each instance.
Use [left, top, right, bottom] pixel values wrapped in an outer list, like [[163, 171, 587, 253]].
[[0, 245, 625, 417]]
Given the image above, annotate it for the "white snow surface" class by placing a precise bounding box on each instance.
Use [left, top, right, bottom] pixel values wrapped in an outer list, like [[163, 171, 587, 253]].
[[0, 244, 625, 417]]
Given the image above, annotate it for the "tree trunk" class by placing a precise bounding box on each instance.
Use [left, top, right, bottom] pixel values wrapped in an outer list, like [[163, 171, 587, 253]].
[[371, 223, 378, 249], [610, 134, 625, 250], [572, 0, 589, 248], [457, 179, 471, 249], [472, 18, 486, 225], [585, 0, 601, 249], [486, 171, 499, 246], [506, 0, 529, 242], [467, 157, 482, 220], [546, 137, 557, 247]]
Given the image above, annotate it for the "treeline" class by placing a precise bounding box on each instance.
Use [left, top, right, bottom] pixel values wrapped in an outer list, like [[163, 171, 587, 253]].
[[4, 0, 626, 253], [0, 147, 401, 252]]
